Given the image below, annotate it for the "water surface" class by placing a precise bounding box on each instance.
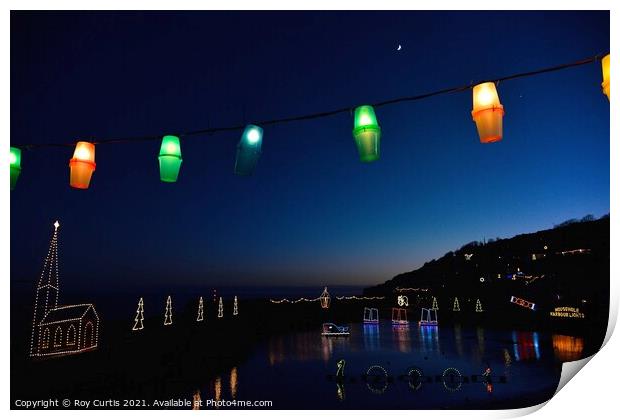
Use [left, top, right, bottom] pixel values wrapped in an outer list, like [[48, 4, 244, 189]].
[[194, 321, 583, 409]]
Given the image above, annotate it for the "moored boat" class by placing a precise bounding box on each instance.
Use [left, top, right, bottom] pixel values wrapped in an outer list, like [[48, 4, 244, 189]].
[[391, 307, 409, 325], [363, 307, 379, 324], [321, 322, 350, 336], [419, 307, 438, 326]]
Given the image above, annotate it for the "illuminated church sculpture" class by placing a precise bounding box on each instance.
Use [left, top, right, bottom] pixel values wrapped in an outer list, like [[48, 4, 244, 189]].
[[29, 221, 100, 357]]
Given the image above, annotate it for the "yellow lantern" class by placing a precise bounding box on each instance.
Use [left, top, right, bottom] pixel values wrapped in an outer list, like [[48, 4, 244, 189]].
[[601, 54, 610, 100], [471, 82, 504, 143]]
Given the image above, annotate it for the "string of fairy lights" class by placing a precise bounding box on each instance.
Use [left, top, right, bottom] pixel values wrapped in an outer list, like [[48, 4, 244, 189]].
[[9, 53, 610, 191], [269, 295, 385, 304]]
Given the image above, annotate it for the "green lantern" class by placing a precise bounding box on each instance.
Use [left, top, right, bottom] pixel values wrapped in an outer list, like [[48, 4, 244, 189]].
[[158, 135, 182, 182], [234, 125, 263, 176], [352, 105, 381, 162], [10, 147, 21, 191]]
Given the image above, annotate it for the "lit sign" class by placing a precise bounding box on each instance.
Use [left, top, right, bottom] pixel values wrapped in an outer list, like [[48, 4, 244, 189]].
[[510, 296, 536, 310], [397, 295, 409, 307], [550, 307, 585, 319]]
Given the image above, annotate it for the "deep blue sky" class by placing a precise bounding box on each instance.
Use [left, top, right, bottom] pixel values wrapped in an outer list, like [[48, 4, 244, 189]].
[[10, 11, 609, 294]]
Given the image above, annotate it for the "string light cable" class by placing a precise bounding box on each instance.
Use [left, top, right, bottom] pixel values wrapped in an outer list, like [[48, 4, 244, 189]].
[[11, 53, 607, 151]]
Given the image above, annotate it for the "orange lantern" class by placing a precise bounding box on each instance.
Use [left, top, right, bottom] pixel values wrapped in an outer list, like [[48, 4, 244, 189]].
[[601, 54, 610, 100], [471, 82, 504, 143], [69, 141, 96, 189]]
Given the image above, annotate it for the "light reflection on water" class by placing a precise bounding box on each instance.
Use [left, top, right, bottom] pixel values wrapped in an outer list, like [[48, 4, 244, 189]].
[[193, 367, 238, 410], [477, 327, 485, 359], [194, 321, 583, 409], [230, 367, 238, 399], [454, 324, 464, 356], [363, 324, 380, 351], [192, 390, 201, 410], [512, 331, 541, 361], [418, 324, 440, 354], [214, 376, 222, 404], [393, 324, 411, 352], [552, 334, 585, 362]]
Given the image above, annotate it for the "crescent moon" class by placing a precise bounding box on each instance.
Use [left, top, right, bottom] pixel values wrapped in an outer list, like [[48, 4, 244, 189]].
[[397, 44, 402, 51]]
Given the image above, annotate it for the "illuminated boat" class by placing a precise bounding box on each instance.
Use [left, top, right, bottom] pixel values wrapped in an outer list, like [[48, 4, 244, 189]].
[[363, 307, 379, 324], [419, 308, 438, 326], [391, 307, 408, 325], [321, 323, 350, 336]]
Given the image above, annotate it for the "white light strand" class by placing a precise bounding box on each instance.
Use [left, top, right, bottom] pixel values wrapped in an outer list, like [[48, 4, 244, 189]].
[[270, 295, 385, 304]]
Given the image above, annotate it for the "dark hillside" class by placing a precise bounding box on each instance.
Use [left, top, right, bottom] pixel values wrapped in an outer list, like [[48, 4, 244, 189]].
[[364, 216, 609, 347]]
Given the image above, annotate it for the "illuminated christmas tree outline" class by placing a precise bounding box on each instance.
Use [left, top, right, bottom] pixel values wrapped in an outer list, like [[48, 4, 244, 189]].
[[431, 296, 439, 311], [453, 297, 460, 312], [218, 297, 224, 318], [197, 297, 204, 322], [164, 295, 173, 325], [233, 296, 238, 316], [475, 299, 484, 312], [132, 297, 144, 331], [29, 221, 61, 356]]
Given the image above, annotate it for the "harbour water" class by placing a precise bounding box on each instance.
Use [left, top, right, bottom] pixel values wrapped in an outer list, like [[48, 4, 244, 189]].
[[191, 321, 584, 409]]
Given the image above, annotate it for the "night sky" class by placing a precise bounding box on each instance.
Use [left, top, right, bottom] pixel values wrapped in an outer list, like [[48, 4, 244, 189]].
[[10, 11, 609, 294]]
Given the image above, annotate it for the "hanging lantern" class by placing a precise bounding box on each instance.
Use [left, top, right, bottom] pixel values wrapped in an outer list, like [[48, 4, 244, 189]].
[[472, 82, 505, 143], [10, 147, 21, 191], [602, 54, 610, 100], [158, 135, 182, 182], [320, 286, 331, 309], [69, 141, 96, 189], [234, 124, 263, 176], [352, 105, 381, 162]]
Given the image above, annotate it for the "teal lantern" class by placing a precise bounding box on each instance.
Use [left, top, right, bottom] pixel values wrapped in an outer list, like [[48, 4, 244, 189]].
[[158, 135, 182, 182], [10, 147, 21, 191], [234, 125, 263, 176], [352, 105, 381, 162]]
